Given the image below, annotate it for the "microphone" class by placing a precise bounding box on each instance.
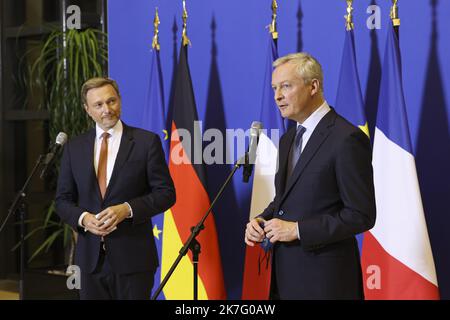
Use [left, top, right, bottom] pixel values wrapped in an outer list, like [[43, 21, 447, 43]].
[[40, 132, 68, 179], [243, 121, 262, 183]]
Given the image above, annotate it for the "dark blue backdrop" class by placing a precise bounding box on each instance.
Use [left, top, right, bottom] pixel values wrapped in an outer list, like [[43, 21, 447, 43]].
[[107, 0, 450, 299]]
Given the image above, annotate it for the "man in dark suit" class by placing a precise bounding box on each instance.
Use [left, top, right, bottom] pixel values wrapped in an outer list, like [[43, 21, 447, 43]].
[[56, 77, 175, 299], [245, 53, 376, 299]]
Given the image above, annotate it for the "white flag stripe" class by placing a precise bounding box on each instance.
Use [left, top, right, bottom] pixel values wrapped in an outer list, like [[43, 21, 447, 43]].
[[249, 133, 278, 220], [372, 127, 438, 285]]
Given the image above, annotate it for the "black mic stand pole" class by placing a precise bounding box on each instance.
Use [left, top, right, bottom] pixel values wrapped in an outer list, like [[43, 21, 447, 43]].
[[0, 154, 47, 300], [151, 154, 249, 300]]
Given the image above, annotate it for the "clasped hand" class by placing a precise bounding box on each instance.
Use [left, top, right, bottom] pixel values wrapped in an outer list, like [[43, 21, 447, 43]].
[[82, 203, 130, 237], [245, 217, 298, 246]]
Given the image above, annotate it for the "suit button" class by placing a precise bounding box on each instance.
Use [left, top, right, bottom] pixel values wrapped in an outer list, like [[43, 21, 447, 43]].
[[278, 210, 284, 216]]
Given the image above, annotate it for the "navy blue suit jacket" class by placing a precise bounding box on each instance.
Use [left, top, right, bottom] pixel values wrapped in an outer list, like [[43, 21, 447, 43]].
[[261, 108, 376, 299], [56, 123, 175, 275]]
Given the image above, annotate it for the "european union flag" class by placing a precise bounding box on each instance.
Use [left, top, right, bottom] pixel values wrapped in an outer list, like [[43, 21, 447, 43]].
[[335, 29, 368, 137], [334, 28, 368, 253], [142, 47, 168, 300]]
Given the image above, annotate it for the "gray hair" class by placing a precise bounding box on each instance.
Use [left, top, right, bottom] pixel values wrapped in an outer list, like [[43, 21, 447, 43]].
[[273, 52, 324, 93]]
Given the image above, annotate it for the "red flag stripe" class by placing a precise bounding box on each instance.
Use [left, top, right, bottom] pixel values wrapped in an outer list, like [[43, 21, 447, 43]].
[[169, 122, 226, 299], [362, 231, 439, 300], [242, 245, 272, 299]]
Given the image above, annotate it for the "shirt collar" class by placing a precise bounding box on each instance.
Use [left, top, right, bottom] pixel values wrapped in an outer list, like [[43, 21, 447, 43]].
[[96, 120, 123, 140], [297, 101, 331, 132]]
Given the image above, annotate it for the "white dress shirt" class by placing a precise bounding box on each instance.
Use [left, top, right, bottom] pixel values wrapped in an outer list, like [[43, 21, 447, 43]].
[[78, 120, 132, 228], [297, 101, 331, 154], [93, 120, 123, 185]]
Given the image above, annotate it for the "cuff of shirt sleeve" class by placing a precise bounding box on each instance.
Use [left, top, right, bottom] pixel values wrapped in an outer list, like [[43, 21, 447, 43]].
[[296, 222, 301, 240], [78, 212, 89, 232], [125, 202, 133, 218]]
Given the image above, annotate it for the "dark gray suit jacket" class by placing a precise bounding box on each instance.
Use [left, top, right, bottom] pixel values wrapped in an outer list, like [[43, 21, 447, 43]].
[[261, 108, 376, 299], [56, 123, 175, 275]]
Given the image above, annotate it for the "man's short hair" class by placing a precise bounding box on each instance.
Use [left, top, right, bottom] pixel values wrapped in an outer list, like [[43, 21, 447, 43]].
[[81, 77, 120, 106], [273, 52, 324, 93]]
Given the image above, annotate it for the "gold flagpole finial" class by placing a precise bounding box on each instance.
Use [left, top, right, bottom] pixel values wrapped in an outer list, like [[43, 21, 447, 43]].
[[390, 0, 400, 26], [269, 0, 279, 40], [152, 7, 160, 50], [344, 0, 354, 31], [182, 0, 191, 46]]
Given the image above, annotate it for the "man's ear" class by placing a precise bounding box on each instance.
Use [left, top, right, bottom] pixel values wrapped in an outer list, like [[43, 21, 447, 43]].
[[310, 79, 320, 96]]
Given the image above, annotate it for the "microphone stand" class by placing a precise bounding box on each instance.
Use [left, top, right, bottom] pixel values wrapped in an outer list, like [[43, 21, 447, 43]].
[[0, 154, 47, 300], [151, 154, 249, 300]]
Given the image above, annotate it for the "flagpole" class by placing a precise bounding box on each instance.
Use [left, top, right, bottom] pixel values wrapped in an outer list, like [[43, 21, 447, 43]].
[[390, 0, 400, 38], [344, 0, 354, 31], [152, 7, 160, 51], [182, 0, 191, 47], [269, 0, 278, 40]]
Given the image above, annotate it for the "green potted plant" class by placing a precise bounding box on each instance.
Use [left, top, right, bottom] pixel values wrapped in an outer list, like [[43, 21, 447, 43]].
[[17, 27, 108, 268]]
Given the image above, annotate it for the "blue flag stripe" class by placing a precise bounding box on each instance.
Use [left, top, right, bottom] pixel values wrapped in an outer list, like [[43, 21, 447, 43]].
[[375, 23, 413, 154], [260, 36, 285, 134]]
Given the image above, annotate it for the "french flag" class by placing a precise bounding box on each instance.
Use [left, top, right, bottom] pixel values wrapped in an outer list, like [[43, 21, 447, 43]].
[[241, 34, 285, 299], [361, 22, 439, 299]]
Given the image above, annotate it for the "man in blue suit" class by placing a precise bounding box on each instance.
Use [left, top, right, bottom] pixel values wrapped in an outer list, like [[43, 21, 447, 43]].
[[56, 77, 175, 299], [245, 53, 376, 299]]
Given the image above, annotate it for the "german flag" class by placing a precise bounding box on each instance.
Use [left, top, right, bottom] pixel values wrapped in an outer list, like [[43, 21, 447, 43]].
[[160, 43, 226, 299]]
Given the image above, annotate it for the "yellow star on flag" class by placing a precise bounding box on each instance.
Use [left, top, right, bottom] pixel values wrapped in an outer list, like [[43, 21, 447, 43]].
[[153, 224, 162, 240], [359, 122, 370, 138]]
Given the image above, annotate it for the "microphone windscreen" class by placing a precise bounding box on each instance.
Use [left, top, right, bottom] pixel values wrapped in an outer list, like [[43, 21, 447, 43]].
[[55, 132, 68, 146]]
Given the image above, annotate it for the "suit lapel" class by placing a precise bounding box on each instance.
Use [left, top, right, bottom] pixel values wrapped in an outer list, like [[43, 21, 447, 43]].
[[281, 109, 337, 203], [104, 123, 135, 200], [82, 129, 102, 200]]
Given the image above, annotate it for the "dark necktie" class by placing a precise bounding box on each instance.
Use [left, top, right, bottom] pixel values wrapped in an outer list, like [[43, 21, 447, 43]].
[[286, 125, 306, 178], [98, 132, 110, 199]]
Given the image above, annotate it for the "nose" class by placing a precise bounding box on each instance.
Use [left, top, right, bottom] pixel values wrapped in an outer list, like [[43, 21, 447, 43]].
[[101, 103, 112, 114], [274, 88, 283, 102]]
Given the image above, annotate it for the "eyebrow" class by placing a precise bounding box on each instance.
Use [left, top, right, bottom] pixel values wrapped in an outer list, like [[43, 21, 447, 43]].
[[272, 80, 292, 86], [91, 100, 103, 105], [91, 95, 116, 104]]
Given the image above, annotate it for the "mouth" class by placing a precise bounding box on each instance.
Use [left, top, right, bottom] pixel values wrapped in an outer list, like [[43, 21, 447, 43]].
[[278, 104, 288, 111]]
